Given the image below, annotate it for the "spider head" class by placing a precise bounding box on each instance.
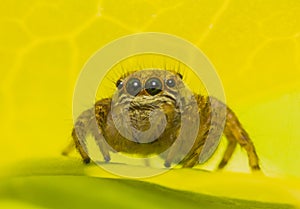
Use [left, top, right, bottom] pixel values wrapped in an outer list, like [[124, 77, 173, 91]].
[[111, 70, 186, 143]]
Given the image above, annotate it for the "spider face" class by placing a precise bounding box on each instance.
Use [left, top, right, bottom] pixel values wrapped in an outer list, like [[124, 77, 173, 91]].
[[110, 70, 186, 145]]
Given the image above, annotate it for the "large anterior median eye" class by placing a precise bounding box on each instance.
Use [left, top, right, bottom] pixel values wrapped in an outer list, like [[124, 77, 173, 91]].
[[145, 77, 163, 96], [126, 78, 142, 96]]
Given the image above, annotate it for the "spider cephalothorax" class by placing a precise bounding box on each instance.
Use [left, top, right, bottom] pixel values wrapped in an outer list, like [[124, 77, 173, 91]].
[[63, 69, 260, 171]]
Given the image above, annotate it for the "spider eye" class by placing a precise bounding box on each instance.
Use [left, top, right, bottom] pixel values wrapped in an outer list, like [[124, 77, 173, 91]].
[[145, 77, 163, 96], [116, 79, 123, 90], [177, 73, 183, 79], [126, 78, 142, 96], [166, 78, 176, 88]]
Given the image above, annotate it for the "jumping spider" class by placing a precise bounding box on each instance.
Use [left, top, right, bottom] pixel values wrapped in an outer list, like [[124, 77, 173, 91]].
[[63, 69, 260, 171]]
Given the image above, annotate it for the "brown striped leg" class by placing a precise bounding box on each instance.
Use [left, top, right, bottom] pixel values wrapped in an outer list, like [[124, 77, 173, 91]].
[[218, 134, 237, 169], [72, 128, 90, 164], [222, 108, 260, 171]]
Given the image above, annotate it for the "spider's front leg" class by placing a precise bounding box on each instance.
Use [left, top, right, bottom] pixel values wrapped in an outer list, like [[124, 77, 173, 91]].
[[63, 99, 112, 164], [180, 96, 225, 168], [70, 108, 93, 164], [91, 100, 112, 162], [179, 96, 260, 171]]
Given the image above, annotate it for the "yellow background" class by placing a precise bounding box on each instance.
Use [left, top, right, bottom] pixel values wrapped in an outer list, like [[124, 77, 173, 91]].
[[1, 0, 300, 207]]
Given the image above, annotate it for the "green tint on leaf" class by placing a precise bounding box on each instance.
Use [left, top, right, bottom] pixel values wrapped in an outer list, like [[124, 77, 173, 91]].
[[0, 175, 296, 209], [1, 158, 299, 209]]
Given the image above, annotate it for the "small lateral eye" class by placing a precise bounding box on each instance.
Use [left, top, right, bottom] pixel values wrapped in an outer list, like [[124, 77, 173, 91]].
[[116, 79, 123, 90], [166, 78, 176, 88], [126, 78, 142, 96]]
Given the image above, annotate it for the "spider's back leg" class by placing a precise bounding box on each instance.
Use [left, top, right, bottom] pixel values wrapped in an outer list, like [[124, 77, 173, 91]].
[[217, 132, 237, 169], [61, 139, 75, 156], [220, 108, 260, 171]]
